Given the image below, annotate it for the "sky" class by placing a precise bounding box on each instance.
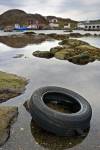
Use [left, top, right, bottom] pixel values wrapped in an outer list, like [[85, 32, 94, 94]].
[[0, 0, 99, 21]]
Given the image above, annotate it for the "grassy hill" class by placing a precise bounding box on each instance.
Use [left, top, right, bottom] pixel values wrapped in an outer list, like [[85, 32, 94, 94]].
[[0, 9, 48, 28], [0, 9, 77, 29]]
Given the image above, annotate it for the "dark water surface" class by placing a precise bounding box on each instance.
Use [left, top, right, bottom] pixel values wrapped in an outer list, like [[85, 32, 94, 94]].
[[0, 35, 100, 150]]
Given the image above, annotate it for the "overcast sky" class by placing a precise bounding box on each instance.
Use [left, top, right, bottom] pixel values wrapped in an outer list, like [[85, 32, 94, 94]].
[[0, 0, 99, 21]]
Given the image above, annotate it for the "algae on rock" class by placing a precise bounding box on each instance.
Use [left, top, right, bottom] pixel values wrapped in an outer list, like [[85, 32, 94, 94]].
[[0, 106, 18, 146], [0, 71, 27, 103]]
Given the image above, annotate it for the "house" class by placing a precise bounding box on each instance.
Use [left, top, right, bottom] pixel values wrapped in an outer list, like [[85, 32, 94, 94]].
[[49, 23, 59, 28], [4, 26, 14, 32], [77, 21, 100, 31], [49, 18, 58, 23], [77, 22, 85, 29], [64, 23, 70, 29], [84, 22, 100, 31]]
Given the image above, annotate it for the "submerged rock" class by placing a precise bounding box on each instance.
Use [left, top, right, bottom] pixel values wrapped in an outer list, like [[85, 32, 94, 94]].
[[13, 54, 24, 58], [47, 33, 68, 40], [0, 71, 27, 103], [69, 33, 83, 38], [33, 51, 54, 58], [0, 106, 18, 146]]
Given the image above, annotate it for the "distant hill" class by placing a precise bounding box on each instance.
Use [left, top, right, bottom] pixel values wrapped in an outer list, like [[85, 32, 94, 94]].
[[0, 9, 77, 29], [0, 9, 48, 28]]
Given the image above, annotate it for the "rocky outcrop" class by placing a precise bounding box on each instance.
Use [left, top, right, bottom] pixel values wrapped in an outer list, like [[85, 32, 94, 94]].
[[0, 71, 27, 103], [33, 38, 100, 65], [0, 9, 48, 28], [33, 51, 54, 58], [0, 106, 18, 146], [0, 34, 47, 48]]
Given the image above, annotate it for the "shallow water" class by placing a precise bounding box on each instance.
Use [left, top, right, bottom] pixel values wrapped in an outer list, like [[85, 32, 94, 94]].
[[1, 29, 100, 36], [0, 34, 100, 150]]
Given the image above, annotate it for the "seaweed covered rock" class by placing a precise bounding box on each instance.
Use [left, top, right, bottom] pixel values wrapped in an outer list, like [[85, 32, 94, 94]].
[[54, 49, 75, 60], [68, 52, 95, 65], [50, 46, 63, 55], [33, 38, 100, 65], [69, 33, 83, 38], [0, 106, 18, 146], [0, 71, 27, 103], [47, 33, 68, 40], [59, 39, 89, 47], [33, 51, 54, 58], [76, 45, 100, 58]]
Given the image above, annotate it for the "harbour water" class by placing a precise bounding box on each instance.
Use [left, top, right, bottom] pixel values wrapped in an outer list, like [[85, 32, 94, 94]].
[[0, 31, 100, 150]]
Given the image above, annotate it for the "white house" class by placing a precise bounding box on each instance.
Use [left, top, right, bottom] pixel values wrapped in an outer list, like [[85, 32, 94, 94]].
[[14, 24, 20, 28], [49, 23, 59, 28], [27, 24, 38, 29], [84, 23, 100, 31], [64, 23, 70, 29], [77, 22, 85, 29], [49, 18, 58, 23]]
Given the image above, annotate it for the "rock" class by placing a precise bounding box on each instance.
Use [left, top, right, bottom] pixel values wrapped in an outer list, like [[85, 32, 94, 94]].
[[55, 49, 75, 60], [50, 46, 63, 55], [84, 33, 92, 37], [69, 33, 83, 38], [76, 45, 100, 58], [59, 39, 89, 47], [23, 31, 36, 35], [0, 71, 27, 103], [47, 33, 68, 40], [68, 52, 95, 65], [13, 54, 24, 58], [0, 106, 18, 146], [33, 38, 100, 65], [33, 51, 54, 58]]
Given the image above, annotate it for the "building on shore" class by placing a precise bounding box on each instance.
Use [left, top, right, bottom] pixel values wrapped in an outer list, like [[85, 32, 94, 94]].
[[84, 22, 100, 31], [77, 21, 100, 31], [48, 18, 59, 29], [4, 26, 14, 32], [64, 23, 70, 29], [49, 18, 58, 23], [14, 20, 46, 30], [77, 22, 85, 29], [49, 22, 59, 28]]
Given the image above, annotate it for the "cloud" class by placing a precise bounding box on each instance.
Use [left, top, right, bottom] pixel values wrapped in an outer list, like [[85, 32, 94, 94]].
[[0, 0, 99, 20]]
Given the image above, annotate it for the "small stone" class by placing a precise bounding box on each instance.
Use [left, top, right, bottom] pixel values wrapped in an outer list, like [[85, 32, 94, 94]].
[[20, 128, 24, 131]]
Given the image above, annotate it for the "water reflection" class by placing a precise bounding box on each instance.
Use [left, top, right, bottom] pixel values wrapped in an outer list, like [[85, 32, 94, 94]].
[[0, 35, 47, 48], [30, 119, 89, 150]]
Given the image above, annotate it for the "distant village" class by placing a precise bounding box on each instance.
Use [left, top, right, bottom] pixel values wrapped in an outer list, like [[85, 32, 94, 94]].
[[0, 9, 100, 32], [3, 19, 100, 32], [3, 18, 73, 32]]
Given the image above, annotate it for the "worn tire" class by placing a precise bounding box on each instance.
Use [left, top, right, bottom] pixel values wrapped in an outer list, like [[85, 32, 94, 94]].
[[29, 86, 92, 136]]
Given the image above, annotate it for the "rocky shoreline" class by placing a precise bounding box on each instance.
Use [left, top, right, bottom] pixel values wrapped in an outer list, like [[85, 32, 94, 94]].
[[0, 71, 27, 146], [32, 35, 100, 65], [0, 106, 18, 146], [0, 71, 28, 103]]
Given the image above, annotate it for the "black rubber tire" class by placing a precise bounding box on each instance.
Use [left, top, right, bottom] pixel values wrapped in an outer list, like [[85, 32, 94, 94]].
[[29, 86, 92, 136]]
